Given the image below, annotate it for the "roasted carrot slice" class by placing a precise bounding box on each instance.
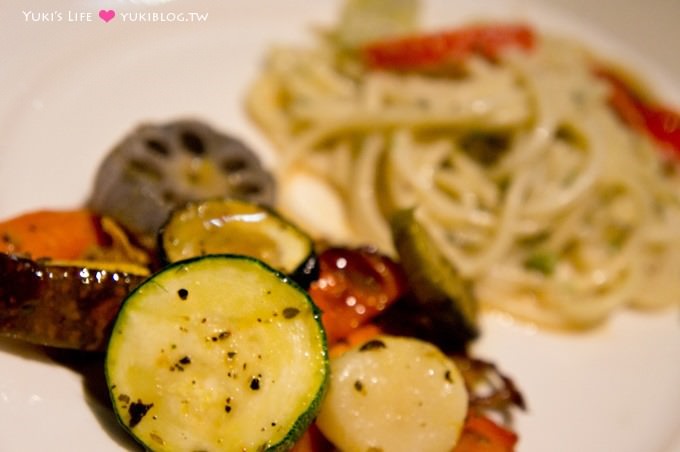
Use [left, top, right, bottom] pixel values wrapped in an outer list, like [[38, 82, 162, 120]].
[[0, 209, 105, 260]]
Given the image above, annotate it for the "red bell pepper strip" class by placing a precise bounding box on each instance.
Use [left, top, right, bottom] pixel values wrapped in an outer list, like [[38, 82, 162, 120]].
[[452, 414, 519, 452], [597, 68, 680, 157], [363, 23, 536, 70]]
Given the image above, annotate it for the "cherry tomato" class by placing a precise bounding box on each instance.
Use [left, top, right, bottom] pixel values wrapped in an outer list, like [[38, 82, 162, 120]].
[[363, 23, 535, 70], [308, 247, 407, 343]]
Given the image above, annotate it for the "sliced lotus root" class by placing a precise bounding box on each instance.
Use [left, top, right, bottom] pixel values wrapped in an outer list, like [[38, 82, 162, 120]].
[[88, 119, 275, 242]]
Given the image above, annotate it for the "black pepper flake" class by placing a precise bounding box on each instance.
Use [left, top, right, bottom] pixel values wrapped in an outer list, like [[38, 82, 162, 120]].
[[128, 400, 154, 428], [179, 356, 191, 365], [282, 307, 300, 319], [210, 331, 231, 342], [359, 339, 386, 352], [250, 377, 261, 390], [227, 351, 237, 359], [171, 356, 192, 371], [444, 370, 453, 383], [354, 380, 365, 394], [177, 288, 189, 300]]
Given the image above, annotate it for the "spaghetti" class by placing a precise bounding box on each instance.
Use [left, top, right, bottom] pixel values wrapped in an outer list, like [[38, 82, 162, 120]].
[[246, 17, 680, 329]]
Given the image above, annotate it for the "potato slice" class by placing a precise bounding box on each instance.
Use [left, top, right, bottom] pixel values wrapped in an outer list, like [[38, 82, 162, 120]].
[[316, 335, 468, 452]]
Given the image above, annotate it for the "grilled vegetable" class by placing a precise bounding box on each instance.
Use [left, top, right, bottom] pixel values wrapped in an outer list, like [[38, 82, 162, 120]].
[[388, 208, 478, 351], [0, 253, 147, 351], [159, 198, 317, 287], [597, 67, 680, 157], [106, 255, 328, 452], [315, 335, 468, 452], [308, 247, 407, 344], [453, 414, 518, 452], [0, 208, 152, 269], [363, 23, 535, 70], [88, 119, 275, 245], [0, 209, 107, 260]]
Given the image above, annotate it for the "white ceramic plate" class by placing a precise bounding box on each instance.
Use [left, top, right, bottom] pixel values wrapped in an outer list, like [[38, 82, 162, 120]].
[[1, 1, 679, 451]]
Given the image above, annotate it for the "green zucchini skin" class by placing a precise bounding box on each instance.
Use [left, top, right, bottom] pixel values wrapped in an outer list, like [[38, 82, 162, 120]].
[[388, 209, 479, 352], [158, 198, 319, 288], [105, 254, 328, 452]]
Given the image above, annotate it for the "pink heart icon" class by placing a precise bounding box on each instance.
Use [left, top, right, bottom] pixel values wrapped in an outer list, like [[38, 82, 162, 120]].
[[99, 9, 116, 23]]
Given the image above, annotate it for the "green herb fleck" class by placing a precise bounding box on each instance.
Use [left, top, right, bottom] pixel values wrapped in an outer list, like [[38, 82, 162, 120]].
[[524, 251, 557, 275]]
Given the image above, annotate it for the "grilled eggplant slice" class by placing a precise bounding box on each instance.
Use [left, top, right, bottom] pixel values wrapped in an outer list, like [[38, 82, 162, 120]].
[[0, 253, 147, 351]]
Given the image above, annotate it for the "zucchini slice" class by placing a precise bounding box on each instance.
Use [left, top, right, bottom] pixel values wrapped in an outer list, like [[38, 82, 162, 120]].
[[159, 198, 318, 287], [389, 208, 478, 350], [105, 255, 328, 452]]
